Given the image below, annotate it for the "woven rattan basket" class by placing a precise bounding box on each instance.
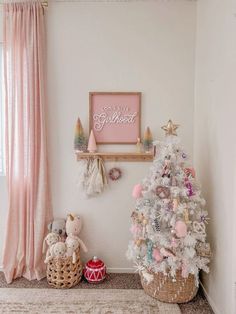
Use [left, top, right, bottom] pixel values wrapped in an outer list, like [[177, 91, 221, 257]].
[[140, 269, 198, 303], [46, 250, 83, 289]]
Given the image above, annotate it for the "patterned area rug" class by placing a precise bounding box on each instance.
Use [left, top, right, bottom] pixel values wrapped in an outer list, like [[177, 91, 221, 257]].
[[0, 288, 181, 314], [0, 273, 213, 313]]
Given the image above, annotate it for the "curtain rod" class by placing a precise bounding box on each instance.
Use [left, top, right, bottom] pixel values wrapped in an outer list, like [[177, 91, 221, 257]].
[[0, 1, 48, 7], [43, 0, 151, 3], [50, 0, 161, 1]]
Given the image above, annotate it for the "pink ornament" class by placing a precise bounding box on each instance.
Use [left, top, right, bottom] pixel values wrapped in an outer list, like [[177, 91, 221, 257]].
[[88, 130, 97, 153], [175, 221, 187, 238], [171, 237, 178, 248], [132, 184, 143, 199], [130, 224, 141, 237], [172, 198, 179, 212], [152, 248, 163, 262]]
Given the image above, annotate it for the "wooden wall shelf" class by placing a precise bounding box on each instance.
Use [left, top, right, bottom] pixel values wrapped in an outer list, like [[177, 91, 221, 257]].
[[76, 152, 154, 162]]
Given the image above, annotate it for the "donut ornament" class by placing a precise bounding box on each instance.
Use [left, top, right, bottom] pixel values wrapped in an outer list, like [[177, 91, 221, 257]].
[[156, 186, 170, 199], [109, 167, 122, 181]]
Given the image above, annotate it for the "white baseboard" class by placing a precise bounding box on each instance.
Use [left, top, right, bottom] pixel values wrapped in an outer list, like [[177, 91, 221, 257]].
[[107, 268, 134, 273], [200, 281, 220, 314], [0, 266, 134, 274], [0, 265, 134, 274]]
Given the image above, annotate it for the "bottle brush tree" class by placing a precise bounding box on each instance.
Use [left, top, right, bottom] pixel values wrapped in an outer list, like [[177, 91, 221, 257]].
[[74, 117, 87, 152]]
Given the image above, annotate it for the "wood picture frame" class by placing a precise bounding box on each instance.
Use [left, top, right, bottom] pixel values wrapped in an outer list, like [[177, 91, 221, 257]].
[[89, 92, 141, 144]]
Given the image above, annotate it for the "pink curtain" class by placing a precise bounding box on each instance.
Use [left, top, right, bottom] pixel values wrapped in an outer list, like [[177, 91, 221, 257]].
[[2, 1, 52, 283]]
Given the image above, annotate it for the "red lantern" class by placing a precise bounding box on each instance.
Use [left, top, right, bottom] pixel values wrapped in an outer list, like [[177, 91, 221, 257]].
[[84, 256, 106, 283]]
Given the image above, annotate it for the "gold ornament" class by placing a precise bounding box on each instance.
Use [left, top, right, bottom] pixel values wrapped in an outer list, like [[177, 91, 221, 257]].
[[142, 219, 148, 225], [135, 239, 142, 247], [138, 213, 144, 223], [161, 119, 179, 136], [172, 198, 179, 212], [184, 208, 190, 224]]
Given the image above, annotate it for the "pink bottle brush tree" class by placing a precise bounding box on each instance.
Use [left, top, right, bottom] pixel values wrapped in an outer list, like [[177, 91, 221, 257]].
[[87, 130, 97, 153]]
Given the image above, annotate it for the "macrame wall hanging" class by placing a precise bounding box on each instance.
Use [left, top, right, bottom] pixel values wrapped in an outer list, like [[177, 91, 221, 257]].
[[77, 157, 108, 197]]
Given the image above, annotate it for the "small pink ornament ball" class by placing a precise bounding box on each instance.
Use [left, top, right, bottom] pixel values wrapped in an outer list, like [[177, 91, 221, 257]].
[[132, 184, 143, 199], [175, 221, 187, 238], [171, 237, 178, 248], [130, 224, 141, 236], [152, 248, 163, 262]]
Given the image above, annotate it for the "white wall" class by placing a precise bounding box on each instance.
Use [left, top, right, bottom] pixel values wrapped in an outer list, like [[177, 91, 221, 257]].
[[46, 1, 196, 271], [194, 0, 236, 313], [0, 1, 196, 270]]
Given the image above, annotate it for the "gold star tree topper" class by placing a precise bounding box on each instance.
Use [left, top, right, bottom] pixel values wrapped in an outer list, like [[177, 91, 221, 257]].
[[161, 120, 179, 136]]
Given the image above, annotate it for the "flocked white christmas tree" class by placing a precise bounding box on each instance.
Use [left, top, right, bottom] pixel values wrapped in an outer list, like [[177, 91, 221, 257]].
[[127, 120, 211, 286]]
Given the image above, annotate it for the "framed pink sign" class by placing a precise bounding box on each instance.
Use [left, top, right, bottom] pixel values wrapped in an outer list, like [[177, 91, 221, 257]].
[[89, 92, 141, 144]]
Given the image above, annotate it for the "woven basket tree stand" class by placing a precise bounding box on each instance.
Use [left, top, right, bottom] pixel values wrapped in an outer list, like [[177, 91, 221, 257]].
[[140, 270, 198, 303], [46, 250, 83, 289]]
